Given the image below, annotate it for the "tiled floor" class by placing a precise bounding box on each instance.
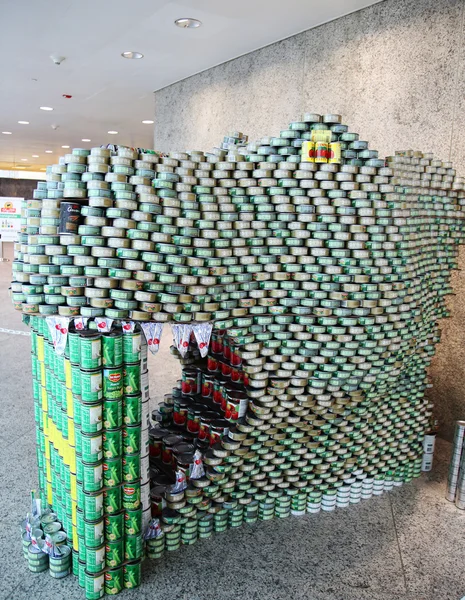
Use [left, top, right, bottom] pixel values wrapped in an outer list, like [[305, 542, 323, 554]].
[[1, 261, 464, 600]]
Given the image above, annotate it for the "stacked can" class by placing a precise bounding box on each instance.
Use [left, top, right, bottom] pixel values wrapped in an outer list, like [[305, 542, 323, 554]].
[[421, 433, 436, 472], [446, 421, 465, 505]]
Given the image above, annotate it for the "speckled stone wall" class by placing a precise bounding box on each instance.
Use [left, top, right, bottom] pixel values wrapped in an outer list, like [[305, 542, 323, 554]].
[[154, 0, 465, 440]]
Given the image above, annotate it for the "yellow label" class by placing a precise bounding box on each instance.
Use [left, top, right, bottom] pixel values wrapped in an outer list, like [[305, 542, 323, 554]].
[[311, 129, 332, 144], [47, 483, 53, 506], [41, 386, 48, 411], [301, 141, 315, 163], [40, 363, 46, 384], [37, 336, 44, 362], [68, 419, 76, 447], [72, 501, 78, 527], [70, 474, 77, 501], [45, 441, 50, 460], [72, 525, 78, 550], [67, 389, 74, 418]]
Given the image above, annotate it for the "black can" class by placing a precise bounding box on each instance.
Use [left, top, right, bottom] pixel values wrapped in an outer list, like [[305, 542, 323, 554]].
[[59, 202, 82, 234]]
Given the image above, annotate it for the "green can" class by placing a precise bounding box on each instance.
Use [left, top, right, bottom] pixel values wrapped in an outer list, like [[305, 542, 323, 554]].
[[103, 428, 122, 459], [84, 571, 105, 599], [103, 399, 122, 429], [105, 538, 124, 568], [84, 491, 104, 521], [123, 364, 140, 395], [81, 370, 102, 403], [103, 367, 124, 399], [122, 454, 140, 483], [81, 433, 103, 463], [80, 332, 102, 370], [102, 332, 123, 367], [69, 331, 80, 364], [124, 508, 142, 536], [123, 482, 141, 509], [123, 425, 141, 455], [80, 402, 103, 434], [78, 559, 86, 587], [104, 511, 124, 541], [84, 518, 104, 548], [122, 332, 141, 364], [105, 567, 123, 595], [123, 395, 142, 425], [71, 364, 82, 396], [82, 461, 103, 493], [103, 486, 123, 514], [124, 534, 143, 561], [103, 458, 122, 487], [123, 561, 141, 589], [85, 544, 105, 574]]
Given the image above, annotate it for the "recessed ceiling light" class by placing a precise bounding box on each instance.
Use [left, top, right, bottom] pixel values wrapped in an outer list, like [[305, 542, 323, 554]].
[[40, 106, 53, 111], [45, 150, 53, 153], [175, 18, 202, 28], [18, 120, 29, 125], [121, 51, 143, 59], [32, 155, 39, 158], [21, 158, 28, 161], [82, 138, 91, 142], [142, 120, 154, 124], [16, 166, 26, 169], [108, 131, 118, 135], [2, 131, 12, 135], [62, 145, 70, 148]]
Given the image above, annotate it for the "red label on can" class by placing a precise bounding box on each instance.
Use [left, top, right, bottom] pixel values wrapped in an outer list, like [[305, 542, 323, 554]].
[[109, 373, 121, 383]]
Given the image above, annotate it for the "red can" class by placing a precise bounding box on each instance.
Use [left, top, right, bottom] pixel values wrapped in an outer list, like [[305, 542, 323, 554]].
[[186, 406, 202, 434], [230, 344, 242, 367], [173, 397, 189, 426], [210, 419, 229, 447], [207, 355, 219, 373], [213, 376, 227, 406], [198, 411, 217, 443], [225, 390, 249, 422], [181, 368, 200, 395], [210, 331, 224, 355], [222, 337, 231, 361], [201, 373, 214, 399], [149, 428, 168, 459], [230, 366, 243, 383], [150, 485, 167, 517], [162, 434, 182, 465], [220, 361, 232, 378]]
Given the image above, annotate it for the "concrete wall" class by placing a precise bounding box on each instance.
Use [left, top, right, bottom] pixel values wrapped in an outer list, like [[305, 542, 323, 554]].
[[153, 0, 465, 440]]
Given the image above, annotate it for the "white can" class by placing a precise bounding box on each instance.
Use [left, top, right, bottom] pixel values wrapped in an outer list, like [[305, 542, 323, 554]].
[[421, 452, 434, 472], [423, 434, 436, 454]]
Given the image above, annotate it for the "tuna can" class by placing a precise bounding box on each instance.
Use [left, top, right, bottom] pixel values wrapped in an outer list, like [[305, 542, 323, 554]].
[[123, 364, 141, 395], [105, 538, 124, 568], [123, 482, 141, 510], [123, 560, 141, 589], [103, 368, 124, 399], [80, 402, 103, 434], [59, 202, 82, 234], [104, 486, 123, 514], [123, 395, 142, 425], [124, 534, 143, 561], [124, 508, 142, 536], [80, 332, 102, 370], [103, 399, 123, 430], [105, 567, 123, 595], [105, 511, 124, 541], [81, 433, 103, 463], [122, 452, 141, 484], [103, 429, 123, 459], [123, 425, 141, 455], [315, 142, 329, 164], [84, 491, 104, 521], [103, 457, 123, 487], [84, 570, 105, 599], [122, 332, 141, 364], [102, 332, 123, 367], [84, 518, 104, 548], [82, 461, 103, 493], [81, 370, 103, 403], [85, 544, 105, 574], [49, 545, 71, 577]]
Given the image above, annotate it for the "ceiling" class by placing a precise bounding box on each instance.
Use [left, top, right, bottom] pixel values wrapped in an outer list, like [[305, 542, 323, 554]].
[[0, 0, 382, 173]]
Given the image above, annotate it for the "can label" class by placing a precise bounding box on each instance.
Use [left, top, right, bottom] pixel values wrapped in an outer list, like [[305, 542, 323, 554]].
[[84, 492, 104, 521], [85, 544, 105, 574], [102, 333, 123, 367], [329, 142, 341, 164], [103, 399, 122, 429], [103, 458, 122, 487], [103, 486, 123, 514], [80, 403, 103, 434], [59, 202, 82, 234], [122, 332, 141, 364], [123, 425, 141, 455], [315, 142, 329, 163], [68, 332, 80, 364], [105, 567, 123, 595], [124, 509, 142, 536], [124, 534, 143, 561], [71, 365, 82, 396], [80, 334, 102, 370], [81, 370, 102, 402], [81, 433, 103, 463], [103, 368, 124, 399], [84, 518, 104, 548], [123, 483, 141, 509], [123, 364, 141, 395], [123, 395, 142, 425], [103, 429, 122, 459], [122, 454, 141, 483], [301, 141, 315, 163], [104, 511, 124, 541], [105, 539, 124, 568], [123, 561, 141, 589]]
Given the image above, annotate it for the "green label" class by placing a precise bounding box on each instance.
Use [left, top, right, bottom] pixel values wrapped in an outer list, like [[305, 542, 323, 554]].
[[82, 462, 103, 493], [103, 399, 122, 430], [124, 534, 143, 561], [103, 458, 122, 487], [81, 370, 102, 402], [80, 335, 102, 370], [85, 544, 105, 574], [80, 402, 103, 434], [102, 334, 123, 367], [103, 486, 122, 514], [84, 491, 104, 521], [122, 454, 140, 483], [105, 539, 124, 568], [105, 567, 123, 595], [122, 483, 141, 510], [104, 511, 124, 541], [123, 395, 142, 425], [122, 333, 141, 363], [84, 518, 104, 548], [123, 364, 141, 395], [123, 561, 141, 589], [103, 429, 122, 459], [81, 433, 103, 463], [103, 368, 124, 399], [122, 426, 141, 455], [124, 509, 142, 536]]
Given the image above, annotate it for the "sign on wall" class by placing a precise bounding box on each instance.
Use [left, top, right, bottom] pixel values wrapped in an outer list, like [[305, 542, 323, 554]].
[[0, 197, 22, 242]]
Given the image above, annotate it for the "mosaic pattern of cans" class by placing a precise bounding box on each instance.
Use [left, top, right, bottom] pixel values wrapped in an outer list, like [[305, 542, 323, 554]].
[[29, 317, 149, 598], [12, 113, 465, 590]]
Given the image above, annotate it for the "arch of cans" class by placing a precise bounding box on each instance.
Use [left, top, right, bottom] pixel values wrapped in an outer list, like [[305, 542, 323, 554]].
[[11, 113, 465, 591]]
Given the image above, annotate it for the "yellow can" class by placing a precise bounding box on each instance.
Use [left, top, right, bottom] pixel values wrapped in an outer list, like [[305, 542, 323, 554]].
[[301, 141, 315, 163], [329, 142, 342, 164], [315, 142, 329, 164]]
